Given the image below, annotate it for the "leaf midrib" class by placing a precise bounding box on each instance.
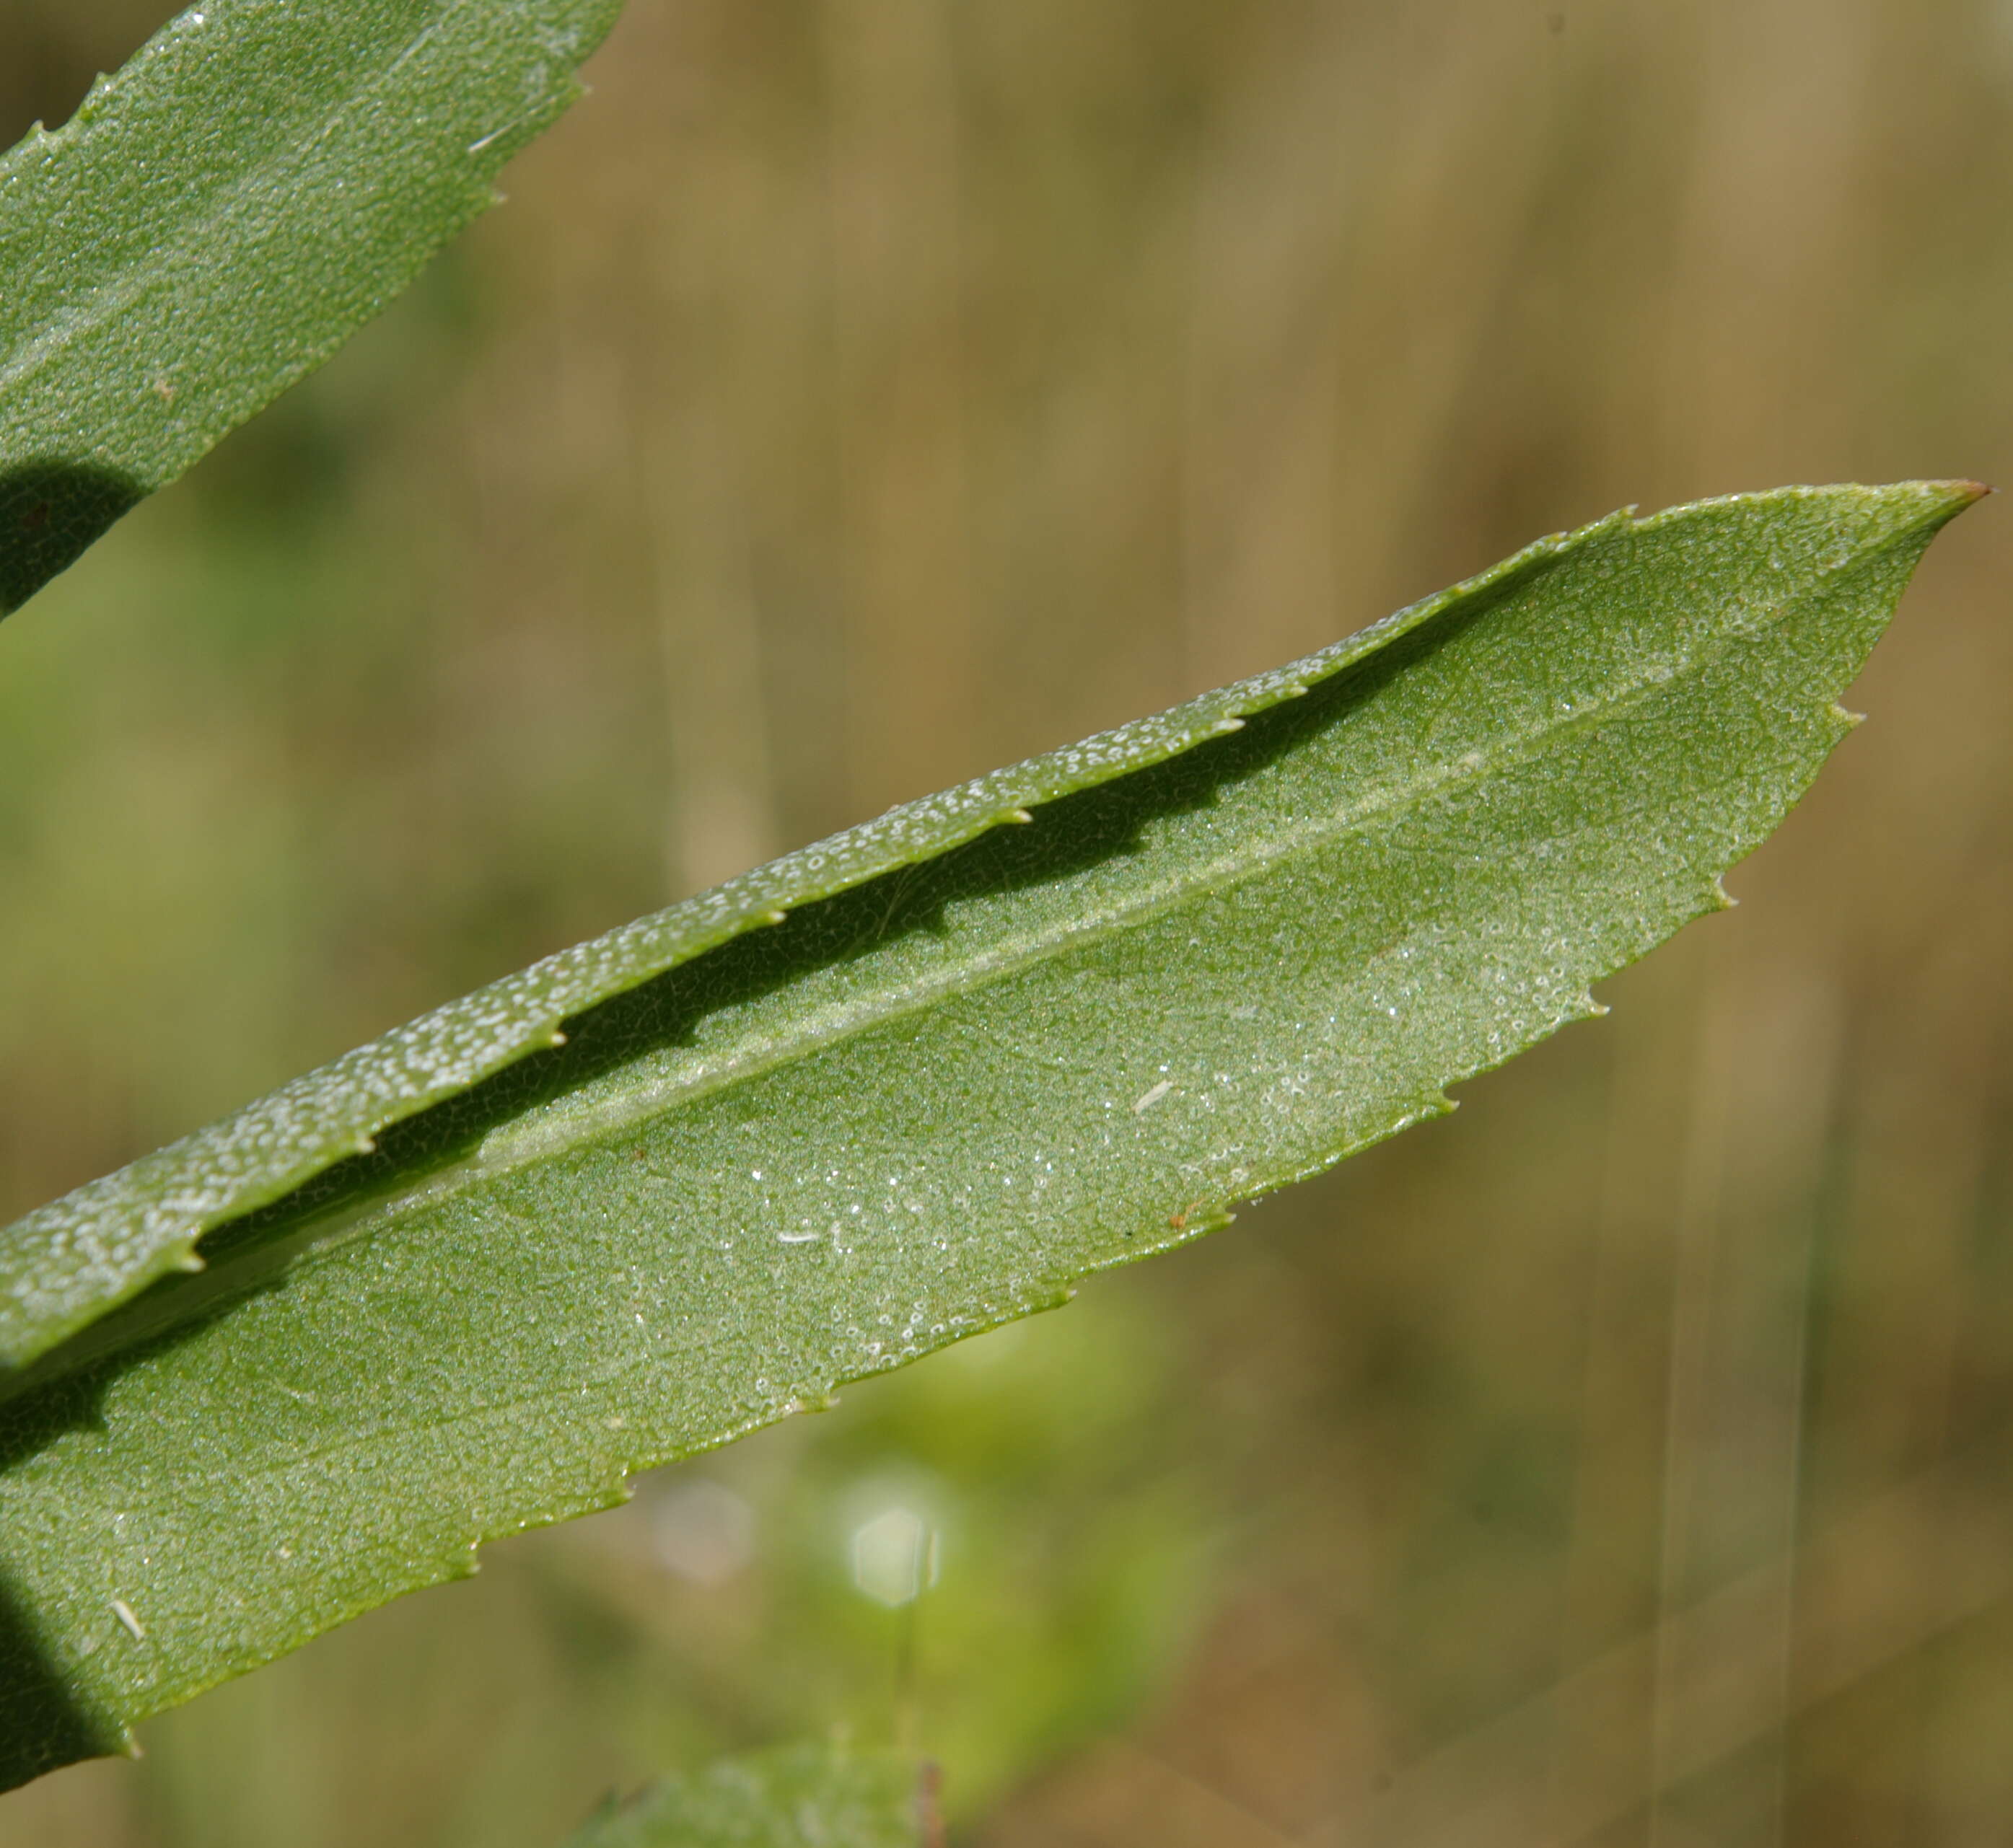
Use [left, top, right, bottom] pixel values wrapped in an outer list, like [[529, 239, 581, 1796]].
[[0, 637, 1759, 1476], [4, 517, 1874, 1401], [157, 577, 1780, 1296]]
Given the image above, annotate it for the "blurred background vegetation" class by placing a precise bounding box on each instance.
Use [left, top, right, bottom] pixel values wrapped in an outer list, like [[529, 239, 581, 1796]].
[[4, 0, 2013, 1842]]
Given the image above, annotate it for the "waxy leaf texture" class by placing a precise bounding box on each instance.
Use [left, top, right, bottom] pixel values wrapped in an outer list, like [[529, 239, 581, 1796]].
[[0, 482, 1978, 1783]]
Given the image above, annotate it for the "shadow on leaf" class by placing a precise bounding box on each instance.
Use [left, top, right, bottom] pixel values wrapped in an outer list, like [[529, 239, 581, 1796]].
[[0, 458, 145, 617], [1, 540, 1556, 1418], [0, 1568, 126, 1787]]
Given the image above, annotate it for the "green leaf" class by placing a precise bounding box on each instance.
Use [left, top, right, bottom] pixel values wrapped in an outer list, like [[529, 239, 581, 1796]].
[[0, 0, 623, 617], [563, 1746, 926, 1848], [0, 483, 1977, 1785]]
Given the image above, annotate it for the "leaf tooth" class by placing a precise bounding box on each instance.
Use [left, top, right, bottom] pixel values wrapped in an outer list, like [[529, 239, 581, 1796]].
[[1211, 716, 1245, 735], [1828, 700, 1867, 730], [1710, 875, 1739, 911], [74, 71, 116, 125], [600, 1480, 633, 1514]]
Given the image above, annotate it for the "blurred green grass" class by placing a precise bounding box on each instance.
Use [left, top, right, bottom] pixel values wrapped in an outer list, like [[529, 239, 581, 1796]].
[[4, 1, 2013, 1843]]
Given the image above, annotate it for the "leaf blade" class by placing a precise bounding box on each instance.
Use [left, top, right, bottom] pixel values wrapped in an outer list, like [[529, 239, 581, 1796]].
[[0, 482, 1978, 1784], [0, 492, 1591, 1368], [0, 0, 623, 616]]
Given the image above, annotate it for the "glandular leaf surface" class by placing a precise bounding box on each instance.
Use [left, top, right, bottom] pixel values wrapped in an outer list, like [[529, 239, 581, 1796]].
[[564, 1746, 924, 1848], [0, 0, 623, 617], [0, 483, 1978, 1784]]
